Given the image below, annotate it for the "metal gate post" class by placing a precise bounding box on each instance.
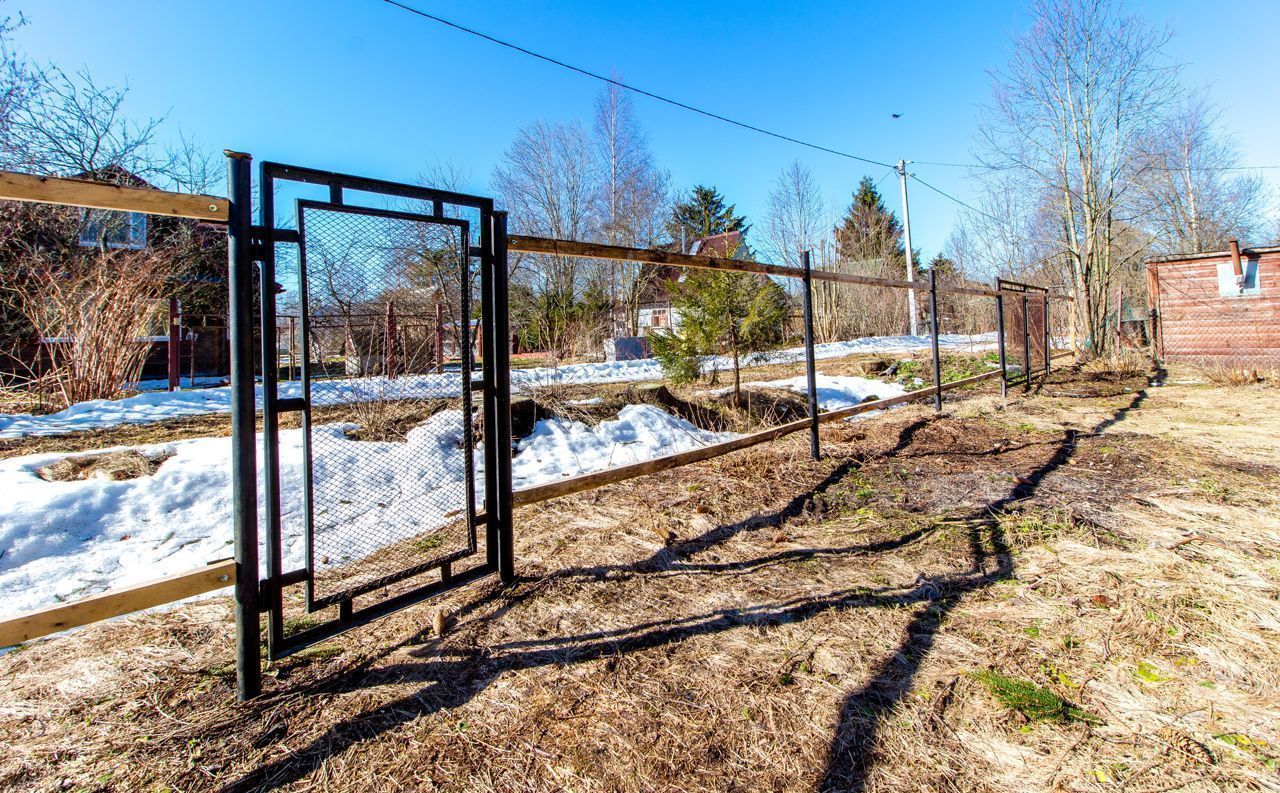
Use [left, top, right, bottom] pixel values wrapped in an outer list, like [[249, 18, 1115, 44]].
[[929, 269, 942, 412], [225, 151, 260, 701], [801, 250, 820, 460], [257, 161, 284, 657], [1022, 293, 1031, 393], [493, 212, 515, 584], [994, 281, 1007, 398]]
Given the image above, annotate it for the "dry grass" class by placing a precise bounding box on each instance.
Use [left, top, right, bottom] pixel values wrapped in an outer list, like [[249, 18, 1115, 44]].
[[1, 367, 1278, 792], [35, 448, 172, 482]]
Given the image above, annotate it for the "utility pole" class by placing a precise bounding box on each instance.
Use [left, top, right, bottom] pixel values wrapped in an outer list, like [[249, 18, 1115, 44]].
[[897, 159, 919, 337]]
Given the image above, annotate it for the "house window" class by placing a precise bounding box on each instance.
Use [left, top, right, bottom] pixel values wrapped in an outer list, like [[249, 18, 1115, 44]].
[[78, 209, 147, 250]]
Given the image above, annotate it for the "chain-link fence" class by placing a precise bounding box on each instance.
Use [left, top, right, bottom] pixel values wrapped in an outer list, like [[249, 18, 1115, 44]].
[[295, 203, 478, 608]]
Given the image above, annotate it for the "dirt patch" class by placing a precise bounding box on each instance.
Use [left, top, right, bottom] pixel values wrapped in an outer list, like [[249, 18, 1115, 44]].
[[36, 448, 172, 481]]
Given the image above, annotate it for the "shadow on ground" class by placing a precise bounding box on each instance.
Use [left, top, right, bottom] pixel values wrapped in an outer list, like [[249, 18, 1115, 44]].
[[218, 391, 1145, 793]]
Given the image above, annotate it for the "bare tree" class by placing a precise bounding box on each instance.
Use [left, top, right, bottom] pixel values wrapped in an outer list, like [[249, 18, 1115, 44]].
[[1132, 92, 1270, 254], [977, 0, 1177, 355], [593, 81, 670, 335], [2, 64, 166, 178], [491, 120, 600, 357], [762, 160, 826, 270]]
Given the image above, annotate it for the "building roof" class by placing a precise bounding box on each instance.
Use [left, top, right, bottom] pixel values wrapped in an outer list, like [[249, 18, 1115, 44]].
[[1147, 245, 1280, 265], [688, 230, 743, 258]]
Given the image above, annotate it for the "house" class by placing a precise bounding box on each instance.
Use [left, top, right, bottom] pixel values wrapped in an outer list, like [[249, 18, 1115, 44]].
[[1147, 240, 1280, 368], [636, 231, 746, 333], [0, 166, 230, 386]]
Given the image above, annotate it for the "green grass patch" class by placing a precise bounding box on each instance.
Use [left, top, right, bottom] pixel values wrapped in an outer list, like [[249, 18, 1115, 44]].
[[969, 669, 1102, 724]]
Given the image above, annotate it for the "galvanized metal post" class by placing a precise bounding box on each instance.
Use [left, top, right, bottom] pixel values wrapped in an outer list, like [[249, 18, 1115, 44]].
[[801, 250, 820, 460], [225, 151, 260, 701], [929, 269, 943, 412], [994, 279, 1007, 398], [1022, 294, 1032, 393]]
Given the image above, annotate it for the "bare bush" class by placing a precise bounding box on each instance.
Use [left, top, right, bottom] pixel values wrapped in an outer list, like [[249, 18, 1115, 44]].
[[5, 251, 171, 408]]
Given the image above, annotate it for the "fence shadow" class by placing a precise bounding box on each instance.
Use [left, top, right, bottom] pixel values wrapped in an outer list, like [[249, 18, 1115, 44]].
[[219, 394, 1142, 793]]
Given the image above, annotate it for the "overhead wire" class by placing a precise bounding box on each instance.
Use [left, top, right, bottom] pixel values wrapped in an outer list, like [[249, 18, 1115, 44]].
[[380, 0, 895, 169]]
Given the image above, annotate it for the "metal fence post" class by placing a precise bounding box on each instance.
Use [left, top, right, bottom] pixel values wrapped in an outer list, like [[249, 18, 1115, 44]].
[[225, 151, 260, 701], [1043, 292, 1051, 380], [994, 280, 1007, 398], [801, 250, 820, 460], [929, 269, 943, 411]]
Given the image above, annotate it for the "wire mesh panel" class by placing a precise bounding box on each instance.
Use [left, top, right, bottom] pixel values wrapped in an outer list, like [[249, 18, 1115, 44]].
[[297, 201, 476, 609]]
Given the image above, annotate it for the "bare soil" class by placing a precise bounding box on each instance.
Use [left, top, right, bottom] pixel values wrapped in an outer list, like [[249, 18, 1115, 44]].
[[1, 366, 1277, 792]]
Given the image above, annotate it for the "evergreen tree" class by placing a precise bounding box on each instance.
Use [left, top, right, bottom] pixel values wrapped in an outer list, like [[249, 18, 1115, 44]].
[[651, 271, 789, 402], [665, 185, 749, 252], [833, 176, 904, 263]]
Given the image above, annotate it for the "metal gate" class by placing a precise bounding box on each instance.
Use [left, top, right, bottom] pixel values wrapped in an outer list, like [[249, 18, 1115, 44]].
[[996, 278, 1050, 392], [226, 157, 513, 690]]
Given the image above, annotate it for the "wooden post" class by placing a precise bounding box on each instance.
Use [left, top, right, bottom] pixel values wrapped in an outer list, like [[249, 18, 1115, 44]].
[[929, 269, 942, 411], [288, 316, 297, 382], [167, 296, 181, 392], [434, 302, 444, 373]]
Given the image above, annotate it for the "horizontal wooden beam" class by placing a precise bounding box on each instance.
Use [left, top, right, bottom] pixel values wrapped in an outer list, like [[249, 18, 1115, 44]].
[[508, 235, 1072, 302], [0, 171, 229, 223], [513, 369, 1004, 507], [0, 559, 236, 647]]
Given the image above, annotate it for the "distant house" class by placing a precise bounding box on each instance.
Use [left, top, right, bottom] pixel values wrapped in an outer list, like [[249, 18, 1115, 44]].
[[0, 166, 230, 384], [636, 231, 747, 333], [1147, 241, 1280, 367]]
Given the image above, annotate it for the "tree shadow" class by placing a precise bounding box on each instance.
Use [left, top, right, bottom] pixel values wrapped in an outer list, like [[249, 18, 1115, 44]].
[[218, 395, 1143, 792]]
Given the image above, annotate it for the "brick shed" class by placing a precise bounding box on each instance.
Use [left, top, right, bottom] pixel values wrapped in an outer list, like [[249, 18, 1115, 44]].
[[1147, 242, 1280, 368]]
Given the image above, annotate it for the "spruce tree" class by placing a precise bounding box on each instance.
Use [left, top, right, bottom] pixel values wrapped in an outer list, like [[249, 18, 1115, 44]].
[[833, 176, 904, 264], [665, 185, 750, 252]]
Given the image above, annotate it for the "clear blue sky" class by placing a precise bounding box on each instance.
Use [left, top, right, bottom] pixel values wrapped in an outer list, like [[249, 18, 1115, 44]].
[[16, 0, 1280, 258]]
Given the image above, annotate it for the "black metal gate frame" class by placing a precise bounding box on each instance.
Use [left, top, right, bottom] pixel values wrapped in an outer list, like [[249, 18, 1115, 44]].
[[994, 277, 1051, 394], [226, 155, 514, 700]]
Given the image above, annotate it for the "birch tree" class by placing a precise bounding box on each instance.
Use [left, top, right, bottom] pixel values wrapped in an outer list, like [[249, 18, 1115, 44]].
[[977, 0, 1176, 355]]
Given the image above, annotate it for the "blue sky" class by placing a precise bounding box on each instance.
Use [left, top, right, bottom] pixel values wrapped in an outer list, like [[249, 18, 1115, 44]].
[[16, 0, 1280, 258]]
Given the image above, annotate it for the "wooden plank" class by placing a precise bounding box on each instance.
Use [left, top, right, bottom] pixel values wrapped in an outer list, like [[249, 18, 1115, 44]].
[[0, 559, 236, 646], [513, 369, 1005, 507], [0, 171, 229, 223], [508, 235, 1072, 301]]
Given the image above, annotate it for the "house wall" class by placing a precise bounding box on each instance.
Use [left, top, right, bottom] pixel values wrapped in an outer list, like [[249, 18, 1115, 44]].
[[1151, 249, 1280, 366]]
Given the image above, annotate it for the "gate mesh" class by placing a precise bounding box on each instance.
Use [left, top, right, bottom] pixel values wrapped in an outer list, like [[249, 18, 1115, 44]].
[[1000, 283, 1049, 383], [298, 204, 476, 608]]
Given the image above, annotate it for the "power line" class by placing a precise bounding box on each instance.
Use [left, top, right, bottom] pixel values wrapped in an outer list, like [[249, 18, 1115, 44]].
[[907, 172, 1005, 226], [916, 157, 1274, 171], [380, 0, 895, 169]]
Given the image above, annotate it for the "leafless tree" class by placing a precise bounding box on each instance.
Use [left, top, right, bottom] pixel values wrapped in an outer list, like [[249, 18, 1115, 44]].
[[1132, 92, 1270, 254], [593, 81, 670, 335], [2, 64, 166, 178], [762, 160, 826, 270], [492, 120, 600, 357], [977, 0, 1177, 355]]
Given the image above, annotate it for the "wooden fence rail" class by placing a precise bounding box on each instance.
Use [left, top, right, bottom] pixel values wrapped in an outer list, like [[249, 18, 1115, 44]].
[[509, 235, 1072, 302], [0, 560, 236, 647], [0, 171, 229, 222]]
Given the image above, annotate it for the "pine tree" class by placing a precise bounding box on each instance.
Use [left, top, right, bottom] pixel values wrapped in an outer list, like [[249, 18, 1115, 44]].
[[665, 185, 749, 252]]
